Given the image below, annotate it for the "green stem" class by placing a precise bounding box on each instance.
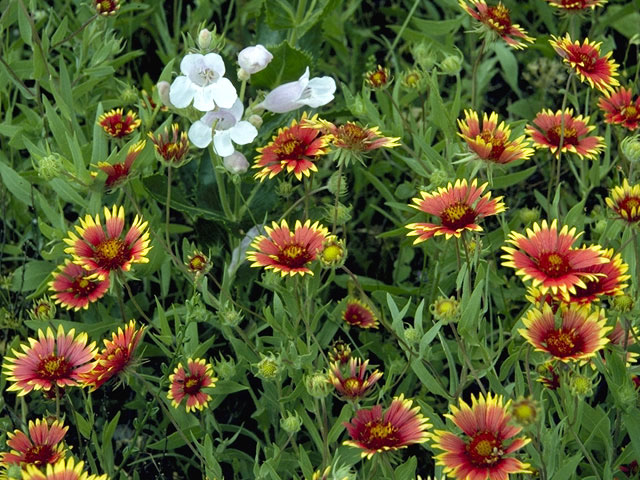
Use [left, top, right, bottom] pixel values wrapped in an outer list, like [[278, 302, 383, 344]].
[[209, 145, 234, 220], [52, 14, 98, 48], [547, 72, 573, 208], [332, 164, 344, 234], [165, 166, 172, 249], [471, 38, 488, 109]]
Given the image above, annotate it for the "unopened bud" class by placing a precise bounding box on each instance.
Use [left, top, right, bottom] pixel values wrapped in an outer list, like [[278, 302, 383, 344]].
[[621, 135, 640, 163], [223, 152, 250, 174], [305, 372, 330, 398], [612, 294, 634, 313], [519, 207, 540, 224], [327, 171, 348, 197], [319, 236, 346, 268], [440, 55, 463, 76], [248, 114, 263, 129], [404, 327, 421, 345], [238, 45, 274, 75], [29, 296, 56, 321], [256, 354, 280, 381], [237, 68, 251, 82], [569, 374, 594, 398], [198, 28, 212, 50], [429, 169, 449, 187], [157, 81, 172, 108], [215, 356, 236, 380], [510, 397, 538, 426], [280, 411, 302, 434], [276, 180, 295, 199], [430, 296, 460, 324]]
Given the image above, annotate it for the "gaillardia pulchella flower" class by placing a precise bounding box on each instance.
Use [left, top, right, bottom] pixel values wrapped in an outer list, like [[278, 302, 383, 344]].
[[247, 219, 329, 277], [49, 260, 110, 310], [148, 123, 190, 167], [343, 298, 379, 329], [97, 108, 141, 138], [253, 113, 329, 181], [457, 110, 534, 165], [94, 0, 120, 16], [459, 0, 534, 49], [22, 457, 108, 480], [364, 65, 391, 89], [329, 357, 383, 400], [64, 205, 151, 278], [549, 34, 619, 93], [432, 393, 530, 480], [598, 87, 640, 131], [406, 179, 506, 243], [606, 179, 640, 223], [186, 250, 211, 277], [81, 320, 146, 391], [168, 358, 217, 413], [502, 220, 609, 296], [3, 325, 97, 396], [544, 0, 607, 11], [96, 140, 146, 189], [343, 394, 431, 458], [0, 418, 68, 468], [562, 249, 629, 304], [519, 303, 611, 363], [526, 108, 604, 159]]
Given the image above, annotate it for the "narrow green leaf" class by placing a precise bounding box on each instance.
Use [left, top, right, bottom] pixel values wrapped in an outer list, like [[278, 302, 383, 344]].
[[0, 157, 32, 205]]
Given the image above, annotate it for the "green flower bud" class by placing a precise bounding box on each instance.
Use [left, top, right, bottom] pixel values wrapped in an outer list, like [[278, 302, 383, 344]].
[[440, 55, 463, 76], [198, 28, 212, 50], [276, 180, 296, 199], [35, 153, 63, 181], [319, 236, 347, 269], [215, 355, 236, 380], [404, 327, 421, 345], [327, 171, 348, 197], [121, 85, 138, 104], [569, 373, 594, 398], [29, 296, 56, 321], [402, 70, 423, 89], [429, 169, 449, 187], [305, 371, 330, 398], [430, 296, 460, 324], [615, 383, 638, 413], [323, 202, 352, 225], [592, 219, 608, 235], [280, 411, 302, 434], [519, 207, 540, 224], [218, 304, 243, 327], [612, 294, 634, 313], [411, 42, 436, 70], [621, 134, 640, 163], [255, 354, 280, 381]]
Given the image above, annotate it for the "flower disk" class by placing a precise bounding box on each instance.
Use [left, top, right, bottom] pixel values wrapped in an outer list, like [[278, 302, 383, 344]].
[[406, 178, 506, 243], [97, 108, 141, 138], [598, 87, 640, 131], [606, 179, 640, 223], [168, 358, 217, 413], [459, 0, 534, 49], [329, 357, 383, 400], [49, 260, 110, 311], [0, 418, 68, 469], [343, 298, 379, 329]]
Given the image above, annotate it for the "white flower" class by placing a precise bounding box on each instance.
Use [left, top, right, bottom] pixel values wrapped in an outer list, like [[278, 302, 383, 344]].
[[188, 99, 258, 156], [237, 45, 273, 74], [258, 67, 336, 113], [223, 152, 250, 174], [169, 53, 238, 112]]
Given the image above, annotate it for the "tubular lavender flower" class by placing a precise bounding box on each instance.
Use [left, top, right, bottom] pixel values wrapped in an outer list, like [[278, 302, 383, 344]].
[[258, 67, 336, 113], [237, 44, 273, 74]]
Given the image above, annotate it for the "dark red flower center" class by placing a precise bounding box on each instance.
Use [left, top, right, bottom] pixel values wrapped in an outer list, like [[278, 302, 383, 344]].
[[479, 131, 506, 160], [105, 163, 129, 187], [343, 377, 362, 396], [361, 420, 398, 450], [466, 431, 503, 466], [182, 375, 204, 395], [37, 354, 72, 382], [537, 252, 571, 277], [623, 105, 639, 121], [486, 3, 511, 32], [367, 69, 389, 88], [440, 202, 476, 230], [275, 138, 306, 159], [544, 328, 583, 357], [71, 276, 100, 297], [188, 254, 208, 272], [277, 244, 313, 269], [95, 238, 130, 271], [547, 125, 579, 146], [344, 303, 374, 326], [577, 52, 597, 71], [23, 444, 56, 465], [338, 124, 368, 149], [618, 196, 640, 221]]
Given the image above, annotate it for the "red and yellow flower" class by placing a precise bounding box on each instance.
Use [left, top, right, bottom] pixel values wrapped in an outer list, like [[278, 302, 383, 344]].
[[48, 261, 110, 311], [94, 0, 120, 16], [519, 303, 611, 363], [606, 179, 640, 223], [459, 0, 534, 49], [63, 205, 151, 278], [247, 219, 329, 276], [96, 140, 146, 188], [502, 220, 610, 296], [97, 108, 141, 138], [343, 298, 379, 329], [365, 65, 392, 89], [2, 325, 97, 396], [148, 123, 190, 167], [457, 110, 534, 165], [344, 394, 431, 458], [0, 418, 68, 468], [432, 393, 530, 480], [22, 457, 108, 480], [80, 320, 146, 391], [544, 0, 607, 11], [168, 358, 217, 413], [526, 108, 604, 159], [406, 179, 506, 243], [329, 357, 383, 400], [598, 87, 640, 130], [253, 114, 329, 181], [549, 34, 619, 93]]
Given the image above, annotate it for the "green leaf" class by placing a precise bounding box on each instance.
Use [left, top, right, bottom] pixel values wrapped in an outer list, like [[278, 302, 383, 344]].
[[0, 156, 32, 205], [328, 404, 352, 444], [622, 408, 640, 462], [493, 42, 520, 95], [75, 412, 93, 440], [410, 358, 448, 398], [550, 453, 582, 480], [250, 41, 313, 90], [10, 261, 54, 293], [395, 456, 417, 478], [491, 166, 536, 189]]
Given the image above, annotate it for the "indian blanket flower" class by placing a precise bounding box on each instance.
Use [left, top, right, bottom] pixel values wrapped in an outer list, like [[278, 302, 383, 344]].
[[598, 87, 640, 130], [253, 113, 330, 181], [0, 418, 68, 468], [80, 320, 146, 391], [94, 0, 120, 16], [457, 110, 534, 165], [526, 108, 604, 159], [563, 249, 629, 304], [406, 179, 506, 244], [63, 205, 151, 278], [168, 358, 217, 413], [2, 325, 97, 396], [459, 0, 534, 49], [247, 219, 329, 276], [22, 457, 108, 480], [606, 179, 640, 223], [343, 298, 379, 329], [169, 53, 237, 112], [96, 140, 146, 189], [258, 67, 336, 113], [148, 123, 190, 167], [364, 65, 391, 88], [501, 220, 609, 296], [544, 0, 607, 10], [549, 34, 619, 93], [519, 303, 611, 363], [48, 260, 110, 311], [329, 357, 383, 400], [432, 393, 531, 480], [343, 394, 431, 459], [97, 108, 140, 138]]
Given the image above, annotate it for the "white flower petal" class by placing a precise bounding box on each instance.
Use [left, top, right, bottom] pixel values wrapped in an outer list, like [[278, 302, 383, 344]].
[[210, 78, 238, 109], [237, 45, 273, 74], [180, 53, 204, 75], [193, 86, 217, 112], [213, 130, 234, 156], [189, 120, 214, 148], [300, 77, 337, 108], [229, 99, 244, 122], [169, 76, 197, 108], [203, 53, 226, 76], [260, 67, 310, 113], [229, 121, 258, 146]]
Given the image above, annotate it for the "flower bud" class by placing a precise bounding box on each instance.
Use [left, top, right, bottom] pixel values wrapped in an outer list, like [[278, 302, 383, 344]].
[[518, 207, 540, 224], [323, 202, 352, 225], [328, 340, 351, 364], [237, 68, 251, 82], [612, 294, 634, 313], [256, 354, 280, 380], [430, 296, 460, 324], [35, 153, 63, 180], [248, 114, 263, 129], [305, 371, 330, 398], [510, 397, 538, 426], [327, 172, 348, 197], [238, 45, 274, 75], [186, 250, 211, 277], [218, 303, 243, 327], [411, 42, 436, 70], [439, 55, 463, 76], [156, 81, 172, 108], [223, 152, 250, 174], [592, 219, 607, 235], [569, 373, 594, 398], [198, 28, 212, 50], [615, 383, 638, 412], [429, 169, 449, 187], [215, 355, 236, 380], [319, 236, 347, 268], [402, 70, 423, 89], [29, 296, 56, 321], [280, 411, 302, 434], [621, 134, 640, 163], [276, 180, 295, 199], [404, 327, 421, 345]]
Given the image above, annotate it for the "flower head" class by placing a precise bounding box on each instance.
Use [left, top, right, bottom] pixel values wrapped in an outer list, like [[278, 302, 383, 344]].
[[253, 113, 330, 181], [237, 44, 273, 74], [457, 110, 534, 165], [186, 250, 211, 277], [97, 108, 140, 138], [544, 0, 606, 10], [526, 108, 604, 159], [3, 325, 97, 396], [562, 249, 629, 304], [329, 340, 352, 364], [606, 179, 640, 223], [259, 67, 336, 113], [80, 320, 145, 391], [63, 205, 151, 278], [432, 393, 530, 480], [598, 87, 640, 130], [247, 219, 329, 276], [0, 419, 68, 468], [169, 53, 238, 112], [318, 236, 347, 268], [550, 34, 619, 93], [501, 220, 610, 296], [364, 65, 392, 89], [430, 296, 461, 324], [48, 260, 110, 311], [168, 358, 217, 412], [148, 123, 190, 167], [344, 394, 431, 458], [406, 179, 506, 243], [94, 0, 120, 15], [459, 0, 534, 49], [510, 397, 538, 426], [343, 298, 379, 329], [29, 296, 56, 321], [537, 362, 561, 390], [329, 357, 383, 400], [96, 140, 146, 189], [519, 304, 611, 363], [21, 457, 108, 480]]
